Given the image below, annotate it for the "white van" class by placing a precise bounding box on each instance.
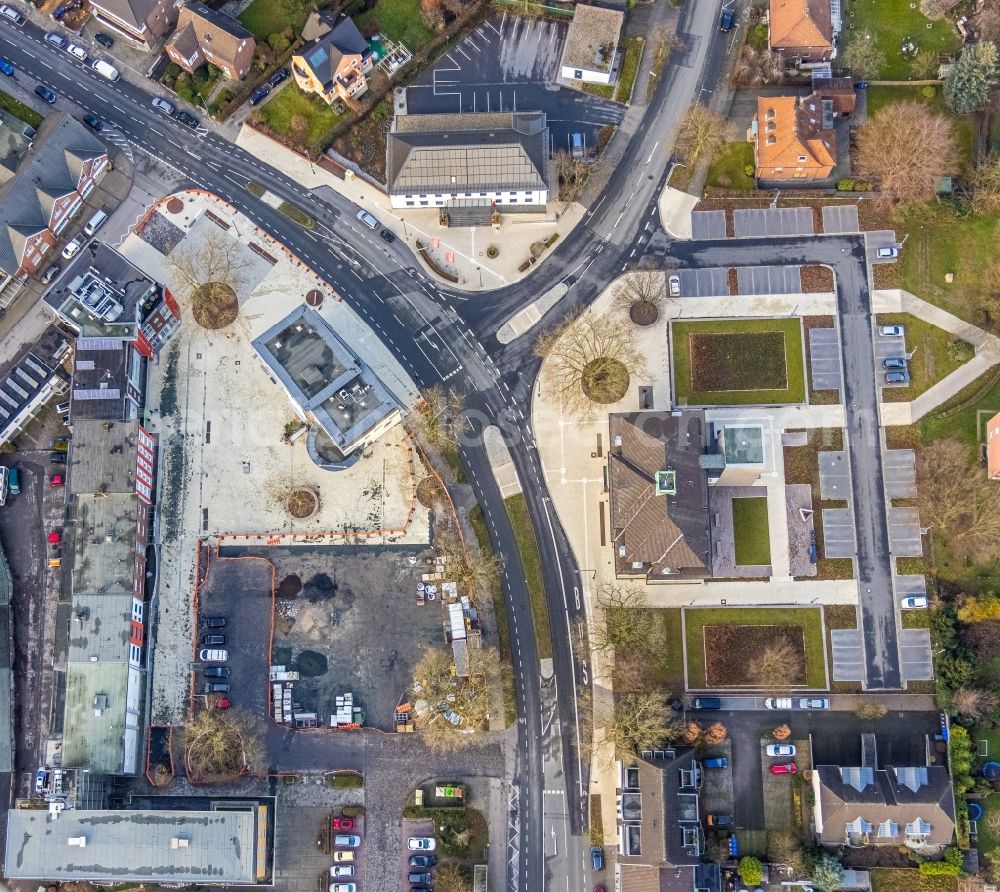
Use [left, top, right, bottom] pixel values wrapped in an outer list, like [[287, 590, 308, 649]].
[[84, 209, 107, 235], [91, 59, 119, 81]]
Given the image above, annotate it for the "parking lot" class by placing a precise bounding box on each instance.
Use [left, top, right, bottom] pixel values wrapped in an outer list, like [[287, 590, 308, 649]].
[[808, 327, 842, 392], [873, 326, 909, 387], [818, 451, 850, 501], [405, 13, 624, 153], [830, 630, 865, 682], [883, 449, 916, 499], [821, 507, 855, 558], [888, 507, 923, 557], [677, 267, 729, 297], [736, 265, 802, 296], [733, 207, 814, 238], [899, 629, 933, 681]]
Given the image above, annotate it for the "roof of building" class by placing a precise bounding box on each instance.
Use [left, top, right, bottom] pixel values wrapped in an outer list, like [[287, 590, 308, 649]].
[[756, 95, 835, 175], [721, 424, 765, 465], [298, 13, 368, 86], [168, 3, 254, 65], [3, 807, 259, 883], [252, 304, 402, 456], [68, 419, 142, 496], [70, 338, 136, 422], [0, 539, 11, 773], [988, 410, 1000, 478], [45, 241, 160, 339], [70, 493, 139, 595], [89, 0, 162, 29], [387, 111, 549, 197], [0, 326, 70, 445], [61, 659, 130, 771], [769, 0, 833, 50], [0, 107, 34, 186], [811, 76, 857, 115], [619, 865, 670, 892], [561, 4, 624, 72], [67, 591, 132, 664], [815, 764, 955, 847], [608, 411, 711, 580]]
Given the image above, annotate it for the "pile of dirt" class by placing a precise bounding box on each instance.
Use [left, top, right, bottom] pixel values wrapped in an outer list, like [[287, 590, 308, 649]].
[[296, 650, 329, 677], [277, 574, 302, 598], [303, 572, 336, 602]]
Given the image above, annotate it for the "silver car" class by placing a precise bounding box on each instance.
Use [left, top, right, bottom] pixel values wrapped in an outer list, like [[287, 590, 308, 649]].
[[151, 96, 175, 114]]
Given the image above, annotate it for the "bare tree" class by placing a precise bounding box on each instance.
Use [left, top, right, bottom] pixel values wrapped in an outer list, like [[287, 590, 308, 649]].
[[419, 0, 444, 29], [411, 385, 468, 449], [438, 533, 501, 600], [979, 1, 1000, 44], [553, 150, 592, 202], [766, 831, 807, 878], [952, 686, 1000, 718], [180, 707, 265, 782], [842, 40, 886, 81], [918, 438, 1000, 561], [435, 864, 472, 892], [704, 721, 727, 744], [674, 103, 737, 168], [733, 45, 783, 86], [605, 691, 671, 758], [771, 724, 791, 741], [167, 226, 250, 329], [972, 154, 1000, 214], [413, 645, 495, 750], [854, 701, 888, 720], [750, 638, 803, 686], [535, 312, 646, 418], [593, 583, 657, 653], [910, 47, 940, 79], [613, 271, 667, 325], [856, 101, 958, 205]]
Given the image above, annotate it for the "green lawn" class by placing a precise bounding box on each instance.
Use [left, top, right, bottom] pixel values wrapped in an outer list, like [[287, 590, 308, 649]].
[[614, 608, 686, 693], [707, 141, 755, 191], [252, 85, 343, 155], [870, 870, 957, 892], [921, 366, 1000, 447], [0, 88, 43, 127], [841, 0, 959, 80], [504, 493, 553, 660], [354, 0, 433, 50], [684, 607, 827, 689], [979, 795, 1000, 856], [239, 0, 309, 39], [672, 318, 806, 405], [875, 313, 974, 403], [732, 497, 771, 566]]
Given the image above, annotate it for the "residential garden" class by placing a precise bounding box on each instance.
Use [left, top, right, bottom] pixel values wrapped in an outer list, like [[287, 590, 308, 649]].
[[732, 496, 771, 567]]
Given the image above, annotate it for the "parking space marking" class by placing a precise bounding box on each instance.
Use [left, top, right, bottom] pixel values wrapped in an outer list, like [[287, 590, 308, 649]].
[[818, 451, 849, 501], [888, 507, 923, 557], [735, 265, 801, 295], [883, 449, 916, 499], [821, 507, 856, 559], [899, 629, 933, 681], [809, 327, 842, 392], [733, 207, 813, 238], [830, 629, 865, 681], [677, 267, 728, 297], [821, 205, 860, 234], [691, 210, 726, 240], [895, 574, 926, 597]]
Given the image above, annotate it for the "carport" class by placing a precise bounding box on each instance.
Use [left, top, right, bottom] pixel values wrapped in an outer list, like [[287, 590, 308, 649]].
[[830, 629, 865, 681], [809, 327, 842, 392], [888, 507, 923, 556], [818, 451, 850, 501], [677, 268, 729, 297], [821, 507, 855, 558], [821, 206, 859, 234], [691, 210, 727, 240], [733, 208, 813, 238], [882, 450, 916, 499], [899, 629, 933, 681], [735, 266, 802, 295]]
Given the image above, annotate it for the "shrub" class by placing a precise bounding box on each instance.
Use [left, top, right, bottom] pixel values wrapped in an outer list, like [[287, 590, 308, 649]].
[[268, 31, 291, 53], [739, 857, 764, 886], [329, 773, 363, 788], [837, 179, 855, 191], [772, 724, 791, 740], [744, 163, 755, 177], [922, 85, 937, 98], [716, 174, 732, 187], [918, 847, 962, 876]]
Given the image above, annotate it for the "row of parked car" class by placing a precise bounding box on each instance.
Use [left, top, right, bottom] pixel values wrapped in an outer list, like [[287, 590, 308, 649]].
[[404, 837, 437, 892], [196, 616, 232, 695], [328, 824, 363, 892]]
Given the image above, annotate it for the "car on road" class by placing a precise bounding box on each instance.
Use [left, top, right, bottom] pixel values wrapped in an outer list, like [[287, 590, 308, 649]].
[[61, 235, 85, 259], [876, 246, 899, 258], [704, 757, 729, 769], [329, 883, 356, 892], [879, 324, 904, 337], [199, 648, 227, 661], [0, 5, 25, 24], [151, 96, 175, 114], [885, 371, 909, 385], [409, 855, 436, 867], [7, 467, 18, 495], [94, 31, 114, 47], [719, 6, 735, 30], [35, 84, 57, 104], [330, 865, 355, 877], [203, 666, 230, 678], [766, 744, 796, 757], [765, 697, 792, 709], [332, 817, 355, 830], [691, 697, 721, 710], [48, 531, 61, 544], [204, 616, 226, 628], [356, 209, 379, 230], [49, 474, 64, 486], [706, 814, 733, 827], [333, 850, 355, 862], [268, 67, 289, 87], [35, 767, 48, 794], [44, 32, 67, 48], [0, 57, 13, 75], [66, 43, 88, 61], [770, 763, 797, 775], [379, 228, 395, 244], [408, 837, 436, 851], [334, 835, 361, 848], [202, 633, 225, 645], [248, 84, 270, 105], [668, 274, 681, 297], [798, 697, 830, 709], [591, 846, 604, 871], [204, 682, 230, 693], [41, 263, 61, 283], [82, 113, 102, 132], [48, 452, 67, 464], [174, 109, 199, 128], [883, 357, 907, 370], [408, 873, 433, 884], [902, 595, 929, 609]]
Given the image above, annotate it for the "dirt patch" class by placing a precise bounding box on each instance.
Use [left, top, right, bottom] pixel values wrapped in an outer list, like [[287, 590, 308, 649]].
[[296, 649, 329, 677], [166, 197, 184, 214], [192, 281, 239, 329], [581, 357, 630, 404], [303, 572, 337, 602], [629, 302, 660, 326], [277, 574, 302, 598], [690, 331, 787, 391], [287, 487, 318, 518], [416, 476, 444, 509], [801, 265, 834, 292], [704, 624, 806, 686]]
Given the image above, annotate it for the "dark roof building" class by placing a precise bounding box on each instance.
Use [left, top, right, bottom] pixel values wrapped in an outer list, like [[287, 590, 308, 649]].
[[70, 337, 144, 422], [88, 0, 179, 46], [0, 326, 71, 447], [386, 111, 549, 209], [300, 12, 369, 87], [165, 3, 255, 80], [608, 411, 711, 582]]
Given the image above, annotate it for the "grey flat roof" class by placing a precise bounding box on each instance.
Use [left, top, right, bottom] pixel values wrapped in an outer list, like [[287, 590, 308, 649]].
[[71, 493, 138, 596], [69, 419, 141, 495], [722, 424, 765, 466], [67, 592, 132, 664], [252, 304, 401, 456], [61, 659, 129, 772], [4, 808, 259, 883], [561, 4, 623, 73]]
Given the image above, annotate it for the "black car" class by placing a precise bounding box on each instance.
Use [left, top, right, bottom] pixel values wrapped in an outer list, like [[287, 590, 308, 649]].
[[174, 109, 199, 129], [34, 84, 57, 104], [379, 228, 396, 244], [408, 873, 432, 885], [719, 6, 735, 30], [40, 264, 61, 284], [205, 616, 226, 629], [268, 67, 289, 87], [94, 31, 114, 48], [204, 682, 230, 694], [248, 84, 270, 106], [49, 452, 67, 464], [82, 113, 102, 131], [203, 666, 230, 678], [409, 855, 436, 868], [202, 633, 225, 646], [691, 697, 722, 710]]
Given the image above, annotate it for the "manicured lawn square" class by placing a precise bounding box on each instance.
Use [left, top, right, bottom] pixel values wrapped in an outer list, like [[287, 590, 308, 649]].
[[732, 497, 771, 566]]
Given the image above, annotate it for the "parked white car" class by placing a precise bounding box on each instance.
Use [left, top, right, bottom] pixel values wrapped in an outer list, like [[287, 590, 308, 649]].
[[334, 835, 361, 848], [766, 744, 796, 757], [764, 697, 792, 710], [408, 836, 437, 851], [61, 235, 84, 259], [879, 325, 904, 337], [66, 43, 88, 61], [798, 697, 830, 710], [901, 595, 929, 609], [329, 866, 355, 877]]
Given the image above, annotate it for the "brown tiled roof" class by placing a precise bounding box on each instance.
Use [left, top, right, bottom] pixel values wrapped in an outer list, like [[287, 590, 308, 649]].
[[755, 95, 835, 178], [620, 866, 667, 892], [608, 412, 711, 580], [170, 2, 252, 67], [167, 21, 199, 58], [769, 0, 832, 51]]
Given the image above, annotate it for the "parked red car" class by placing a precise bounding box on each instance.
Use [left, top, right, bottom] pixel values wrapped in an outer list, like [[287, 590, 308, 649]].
[[331, 817, 355, 830], [47, 531, 60, 544], [49, 474, 63, 486], [770, 763, 797, 775], [215, 697, 231, 710]]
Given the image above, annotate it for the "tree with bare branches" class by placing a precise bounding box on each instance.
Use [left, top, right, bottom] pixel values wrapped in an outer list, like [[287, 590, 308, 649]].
[[918, 438, 1000, 561], [909, 47, 940, 79], [435, 864, 473, 892], [180, 707, 265, 782], [605, 691, 671, 757], [593, 583, 657, 653], [553, 150, 592, 202], [674, 103, 736, 168], [438, 533, 501, 600], [535, 312, 646, 417], [750, 638, 804, 687], [771, 724, 791, 741], [733, 45, 783, 87], [855, 101, 958, 205], [952, 686, 1000, 718], [411, 385, 468, 449], [167, 226, 250, 329], [972, 154, 1000, 214], [413, 645, 495, 750], [842, 40, 886, 81], [613, 271, 667, 326], [704, 721, 727, 744]]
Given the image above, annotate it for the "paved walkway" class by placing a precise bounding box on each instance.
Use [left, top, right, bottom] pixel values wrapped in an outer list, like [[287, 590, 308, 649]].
[[658, 186, 698, 239]]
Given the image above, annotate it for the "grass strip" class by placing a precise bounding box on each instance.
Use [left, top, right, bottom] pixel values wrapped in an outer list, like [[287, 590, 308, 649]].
[[0, 88, 43, 127], [504, 493, 553, 660], [278, 200, 316, 229]]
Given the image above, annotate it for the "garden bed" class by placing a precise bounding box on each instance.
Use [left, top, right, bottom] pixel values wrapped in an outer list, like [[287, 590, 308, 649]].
[[703, 624, 806, 687]]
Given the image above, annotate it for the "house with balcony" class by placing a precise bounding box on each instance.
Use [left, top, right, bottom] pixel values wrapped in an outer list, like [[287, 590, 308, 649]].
[[89, 0, 179, 47], [292, 11, 372, 104], [165, 2, 255, 80]]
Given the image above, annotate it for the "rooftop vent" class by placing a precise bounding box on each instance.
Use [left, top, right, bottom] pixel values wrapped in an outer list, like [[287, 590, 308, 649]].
[[171, 837, 190, 849], [68, 836, 87, 847]]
